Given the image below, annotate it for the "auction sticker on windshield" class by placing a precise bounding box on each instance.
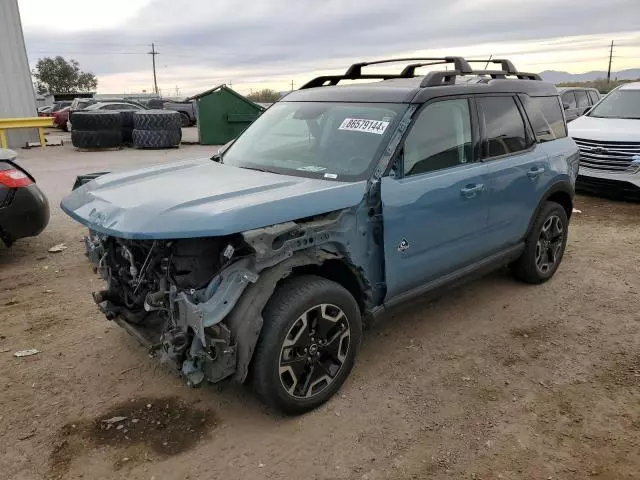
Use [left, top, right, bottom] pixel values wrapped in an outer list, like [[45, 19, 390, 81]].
[[339, 118, 390, 135]]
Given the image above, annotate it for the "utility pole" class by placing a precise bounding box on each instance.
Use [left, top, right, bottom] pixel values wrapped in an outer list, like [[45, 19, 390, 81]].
[[148, 42, 159, 95], [607, 40, 614, 83], [291, 80, 294, 91]]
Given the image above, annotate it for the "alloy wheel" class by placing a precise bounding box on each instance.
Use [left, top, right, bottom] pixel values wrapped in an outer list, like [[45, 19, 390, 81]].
[[279, 304, 351, 399], [535, 214, 564, 274]]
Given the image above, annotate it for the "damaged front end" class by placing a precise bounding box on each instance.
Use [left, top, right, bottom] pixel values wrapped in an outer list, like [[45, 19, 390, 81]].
[[90, 234, 249, 385], [87, 208, 376, 387]]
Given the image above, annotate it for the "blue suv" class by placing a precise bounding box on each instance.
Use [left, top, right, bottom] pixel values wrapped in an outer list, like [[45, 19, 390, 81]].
[[62, 57, 579, 414]]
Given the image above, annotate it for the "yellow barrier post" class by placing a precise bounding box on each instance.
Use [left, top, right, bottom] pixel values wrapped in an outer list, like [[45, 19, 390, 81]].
[[0, 117, 55, 148]]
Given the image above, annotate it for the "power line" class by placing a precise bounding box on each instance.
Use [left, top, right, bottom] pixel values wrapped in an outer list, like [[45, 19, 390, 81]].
[[148, 42, 159, 95]]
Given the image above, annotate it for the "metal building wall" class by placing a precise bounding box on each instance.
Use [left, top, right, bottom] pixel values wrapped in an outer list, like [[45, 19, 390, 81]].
[[0, 0, 38, 147]]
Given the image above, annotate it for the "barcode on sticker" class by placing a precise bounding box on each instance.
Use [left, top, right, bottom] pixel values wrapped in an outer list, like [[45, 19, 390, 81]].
[[339, 118, 389, 135]]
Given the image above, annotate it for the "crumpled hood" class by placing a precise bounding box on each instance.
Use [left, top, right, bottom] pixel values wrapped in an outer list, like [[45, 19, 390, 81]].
[[61, 158, 367, 239], [569, 115, 640, 142]]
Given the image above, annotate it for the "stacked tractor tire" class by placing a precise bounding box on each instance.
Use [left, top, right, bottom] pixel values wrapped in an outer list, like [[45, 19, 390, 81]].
[[70, 110, 182, 150], [70, 112, 122, 149], [132, 110, 182, 148]]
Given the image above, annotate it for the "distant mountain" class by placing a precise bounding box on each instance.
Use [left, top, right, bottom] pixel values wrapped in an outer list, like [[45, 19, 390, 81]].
[[540, 69, 640, 83]]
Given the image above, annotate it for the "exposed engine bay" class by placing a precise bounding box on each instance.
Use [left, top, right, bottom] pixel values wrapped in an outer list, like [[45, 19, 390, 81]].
[[83, 208, 374, 388], [88, 234, 249, 386]]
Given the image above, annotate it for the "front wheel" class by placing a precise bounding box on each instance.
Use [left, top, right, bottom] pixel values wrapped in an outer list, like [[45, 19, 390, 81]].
[[511, 201, 569, 284], [251, 275, 362, 414]]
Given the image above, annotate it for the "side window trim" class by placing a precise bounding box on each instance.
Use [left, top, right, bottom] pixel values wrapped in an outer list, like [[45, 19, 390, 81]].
[[399, 95, 479, 179], [476, 94, 536, 162]]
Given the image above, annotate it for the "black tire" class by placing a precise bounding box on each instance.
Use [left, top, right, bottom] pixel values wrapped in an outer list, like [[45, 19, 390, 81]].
[[122, 126, 133, 144], [132, 129, 181, 148], [179, 112, 191, 127], [510, 201, 569, 284], [72, 130, 122, 149], [132, 110, 182, 130], [252, 275, 362, 414], [119, 110, 135, 128], [70, 111, 122, 131]]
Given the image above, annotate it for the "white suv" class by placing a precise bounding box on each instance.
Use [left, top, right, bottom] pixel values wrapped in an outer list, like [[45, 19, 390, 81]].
[[569, 82, 640, 199]]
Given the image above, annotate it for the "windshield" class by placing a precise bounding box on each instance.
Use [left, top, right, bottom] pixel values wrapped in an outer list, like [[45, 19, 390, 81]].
[[222, 101, 406, 181], [588, 89, 640, 119]]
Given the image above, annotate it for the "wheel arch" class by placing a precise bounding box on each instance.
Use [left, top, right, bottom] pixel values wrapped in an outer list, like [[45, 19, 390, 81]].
[[525, 181, 574, 238], [225, 250, 367, 384]]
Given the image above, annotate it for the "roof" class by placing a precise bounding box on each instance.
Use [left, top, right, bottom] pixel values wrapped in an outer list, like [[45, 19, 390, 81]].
[[187, 84, 265, 111], [285, 76, 558, 104], [557, 87, 599, 92], [619, 82, 640, 90]]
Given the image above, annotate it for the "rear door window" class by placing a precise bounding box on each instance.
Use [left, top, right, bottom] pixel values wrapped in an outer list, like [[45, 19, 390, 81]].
[[523, 96, 567, 142], [477, 96, 530, 159], [561, 91, 577, 109], [575, 90, 589, 108]]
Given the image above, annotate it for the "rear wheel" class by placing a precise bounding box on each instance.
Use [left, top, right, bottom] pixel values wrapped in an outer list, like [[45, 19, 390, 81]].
[[511, 201, 568, 284], [252, 275, 361, 414], [179, 112, 190, 127]]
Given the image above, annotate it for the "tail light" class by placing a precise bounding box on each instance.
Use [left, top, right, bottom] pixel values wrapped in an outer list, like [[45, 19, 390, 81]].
[[0, 169, 33, 188]]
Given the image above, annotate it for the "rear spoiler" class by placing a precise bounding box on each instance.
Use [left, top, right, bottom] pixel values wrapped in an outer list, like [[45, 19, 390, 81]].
[[72, 172, 110, 190]]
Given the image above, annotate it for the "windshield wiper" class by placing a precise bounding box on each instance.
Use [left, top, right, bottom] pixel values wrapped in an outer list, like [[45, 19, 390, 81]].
[[239, 166, 271, 173]]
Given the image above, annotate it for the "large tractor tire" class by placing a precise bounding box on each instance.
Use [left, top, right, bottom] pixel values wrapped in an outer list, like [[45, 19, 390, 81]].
[[72, 130, 122, 149], [70, 111, 122, 131], [132, 129, 181, 148], [132, 110, 182, 130]]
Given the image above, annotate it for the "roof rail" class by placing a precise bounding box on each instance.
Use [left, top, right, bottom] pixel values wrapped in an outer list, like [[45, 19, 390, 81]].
[[344, 57, 472, 76], [299, 56, 473, 89], [467, 59, 518, 74], [420, 69, 541, 87], [299, 56, 541, 90]]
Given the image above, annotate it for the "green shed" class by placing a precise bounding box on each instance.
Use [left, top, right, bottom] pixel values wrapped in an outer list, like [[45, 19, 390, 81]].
[[189, 85, 265, 145]]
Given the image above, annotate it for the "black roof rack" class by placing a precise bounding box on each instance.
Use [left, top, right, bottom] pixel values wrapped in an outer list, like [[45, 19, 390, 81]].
[[466, 59, 518, 74], [300, 57, 472, 89], [299, 56, 541, 90]]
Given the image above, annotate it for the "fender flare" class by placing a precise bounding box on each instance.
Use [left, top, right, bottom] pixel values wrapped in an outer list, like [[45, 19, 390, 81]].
[[524, 180, 575, 239]]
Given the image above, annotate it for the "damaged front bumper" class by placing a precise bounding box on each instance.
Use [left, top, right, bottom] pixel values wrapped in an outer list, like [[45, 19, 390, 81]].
[[86, 210, 361, 388]]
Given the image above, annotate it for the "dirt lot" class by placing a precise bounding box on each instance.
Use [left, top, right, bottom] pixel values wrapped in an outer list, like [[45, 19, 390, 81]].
[[1, 138, 639, 480]]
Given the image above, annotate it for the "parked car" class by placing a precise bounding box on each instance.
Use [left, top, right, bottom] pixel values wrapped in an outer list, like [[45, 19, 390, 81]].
[[0, 149, 49, 247], [37, 105, 53, 116], [558, 87, 601, 122], [61, 56, 578, 414], [52, 106, 71, 130], [38, 101, 72, 118], [569, 82, 640, 199], [67, 101, 146, 131], [162, 98, 197, 126]]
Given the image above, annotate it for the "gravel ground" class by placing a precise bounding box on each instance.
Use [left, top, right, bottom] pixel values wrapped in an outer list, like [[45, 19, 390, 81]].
[[1, 140, 639, 480]]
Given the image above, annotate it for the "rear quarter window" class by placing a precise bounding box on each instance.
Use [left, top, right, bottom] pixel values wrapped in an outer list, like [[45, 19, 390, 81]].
[[523, 96, 567, 143]]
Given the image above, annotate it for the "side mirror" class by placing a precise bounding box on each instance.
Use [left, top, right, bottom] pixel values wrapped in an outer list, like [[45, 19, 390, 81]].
[[562, 102, 570, 110], [583, 107, 592, 115]]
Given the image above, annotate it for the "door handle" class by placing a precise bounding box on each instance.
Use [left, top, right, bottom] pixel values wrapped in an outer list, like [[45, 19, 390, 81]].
[[460, 183, 484, 198], [527, 167, 545, 179]]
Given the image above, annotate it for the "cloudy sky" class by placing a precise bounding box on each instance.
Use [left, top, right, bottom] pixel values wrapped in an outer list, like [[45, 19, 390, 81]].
[[17, 0, 640, 96]]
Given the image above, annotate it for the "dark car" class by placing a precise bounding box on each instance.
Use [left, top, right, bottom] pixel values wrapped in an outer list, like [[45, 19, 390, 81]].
[[558, 87, 601, 122], [0, 149, 49, 246]]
